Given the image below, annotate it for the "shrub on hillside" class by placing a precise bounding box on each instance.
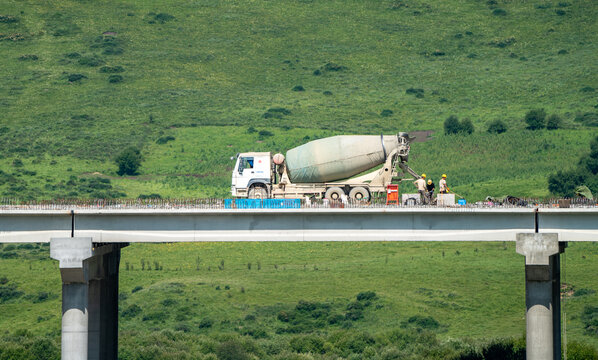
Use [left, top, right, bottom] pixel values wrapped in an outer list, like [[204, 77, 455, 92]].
[[487, 120, 508, 134], [356, 291, 377, 301], [216, 340, 250, 360], [292, 85, 304, 91], [99, 66, 125, 73], [461, 119, 475, 134], [492, 8, 507, 16], [67, 73, 86, 82], [263, 107, 291, 119], [0, 283, 23, 303], [78, 55, 104, 67], [18, 54, 38, 61], [289, 335, 325, 354], [575, 112, 598, 127], [481, 338, 525, 360], [524, 109, 546, 130], [115, 147, 142, 176], [406, 88, 424, 98], [108, 75, 123, 83], [121, 304, 142, 319], [445, 116, 474, 135], [567, 341, 598, 360], [582, 305, 598, 336], [380, 109, 393, 117], [258, 130, 274, 138], [548, 169, 586, 197], [402, 315, 440, 330], [546, 114, 562, 130]]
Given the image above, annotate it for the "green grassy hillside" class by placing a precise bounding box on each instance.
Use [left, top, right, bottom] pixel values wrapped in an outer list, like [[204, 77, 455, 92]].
[[1, 0, 597, 200]]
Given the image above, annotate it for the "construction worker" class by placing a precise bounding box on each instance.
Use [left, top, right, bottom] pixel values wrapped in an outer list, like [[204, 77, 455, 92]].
[[426, 179, 435, 203], [439, 174, 449, 194], [414, 173, 427, 204]]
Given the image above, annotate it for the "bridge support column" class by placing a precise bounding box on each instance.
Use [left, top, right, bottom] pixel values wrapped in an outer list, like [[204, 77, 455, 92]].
[[516, 233, 565, 360], [51, 238, 126, 360]]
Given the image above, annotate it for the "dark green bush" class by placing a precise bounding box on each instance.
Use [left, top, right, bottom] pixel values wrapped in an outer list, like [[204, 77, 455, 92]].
[[567, 341, 598, 360], [67, 73, 87, 82], [289, 335, 325, 354], [548, 169, 586, 197], [546, 114, 562, 130], [323, 62, 347, 72], [574, 288, 596, 297], [199, 318, 213, 328], [582, 305, 598, 336], [3, 245, 16, 252], [323, 90, 333, 96], [581, 86, 596, 93], [445, 116, 474, 135], [258, 130, 274, 138], [489, 36, 516, 48], [216, 340, 250, 360], [99, 65, 125, 73], [406, 88, 424, 97], [481, 338, 525, 360], [115, 147, 142, 176], [12, 159, 23, 167], [161, 298, 177, 307], [65, 52, 81, 58], [525, 109, 546, 130], [103, 47, 123, 55], [492, 8, 507, 16], [108, 75, 123, 83], [380, 109, 393, 117], [78, 55, 104, 67], [357, 291, 377, 301], [138, 193, 162, 199], [156, 136, 175, 144], [461, 119, 475, 134], [0, 283, 23, 303], [121, 304, 142, 319], [487, 120, 508, 134], [142, 311, 168, 322], [292, 85, 304, 91], [402, 315, 440, 330], [575, 113, 598, 127], [263, 107, 291, 119], [555, 9, 566, 15], [18, 54, 38, 61], [174, 323, 191, 333]]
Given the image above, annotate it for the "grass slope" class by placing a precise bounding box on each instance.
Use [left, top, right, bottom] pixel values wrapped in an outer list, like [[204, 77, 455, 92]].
[[0, 0, 597, 200], [1, 242, 598, 356]]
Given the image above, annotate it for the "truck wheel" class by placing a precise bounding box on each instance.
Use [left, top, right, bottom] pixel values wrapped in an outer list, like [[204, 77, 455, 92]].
[[248, 186, 268, 199], [349, 187, 370, 202], [325, 187, 345, 201]]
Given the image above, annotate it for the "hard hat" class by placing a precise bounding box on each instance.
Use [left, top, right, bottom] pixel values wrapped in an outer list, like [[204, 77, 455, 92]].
[[421, 173, 426, 178], [442, 174, 447, 178], [427, 180, 432, 185]]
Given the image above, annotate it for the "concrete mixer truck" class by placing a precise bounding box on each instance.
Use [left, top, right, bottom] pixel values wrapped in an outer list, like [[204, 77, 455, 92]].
[[231, 133, 419, 201]]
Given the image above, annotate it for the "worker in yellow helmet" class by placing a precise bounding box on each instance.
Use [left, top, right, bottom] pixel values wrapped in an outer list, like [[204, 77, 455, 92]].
[[439, 174, 449, 194], [426, 179, 435, 204], [414, 174, 427, 204]]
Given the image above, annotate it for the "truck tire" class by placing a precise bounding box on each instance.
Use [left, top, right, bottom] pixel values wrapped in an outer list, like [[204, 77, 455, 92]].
[[248, 186, 268, 199], [325, 187, 345, 201], [349, 187, 370, 202]]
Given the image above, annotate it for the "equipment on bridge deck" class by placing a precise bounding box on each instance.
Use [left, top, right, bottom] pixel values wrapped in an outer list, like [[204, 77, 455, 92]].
[[231, 133, 420, 201], [386, 184, 399, 205]]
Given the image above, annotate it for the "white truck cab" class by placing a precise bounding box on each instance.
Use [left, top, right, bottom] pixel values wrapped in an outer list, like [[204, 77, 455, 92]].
[[231, 152, 272, 198]]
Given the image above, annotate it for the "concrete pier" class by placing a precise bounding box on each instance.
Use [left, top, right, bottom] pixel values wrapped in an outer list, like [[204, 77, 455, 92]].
[[51, 238, 125, 360], [516, 233, 565, 360]]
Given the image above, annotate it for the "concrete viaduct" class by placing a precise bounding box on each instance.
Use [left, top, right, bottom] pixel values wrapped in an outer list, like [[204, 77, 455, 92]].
[[1, 207, 598, 360]]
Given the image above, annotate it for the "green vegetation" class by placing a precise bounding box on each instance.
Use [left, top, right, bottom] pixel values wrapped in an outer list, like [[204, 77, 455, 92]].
[[0, 0, 597, 201], [1, 0, 598, 357], [1, 241, 598, 358]]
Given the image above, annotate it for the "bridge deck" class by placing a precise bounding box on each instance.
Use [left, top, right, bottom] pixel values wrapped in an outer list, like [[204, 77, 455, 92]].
[[1, 207, 597, 243]]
